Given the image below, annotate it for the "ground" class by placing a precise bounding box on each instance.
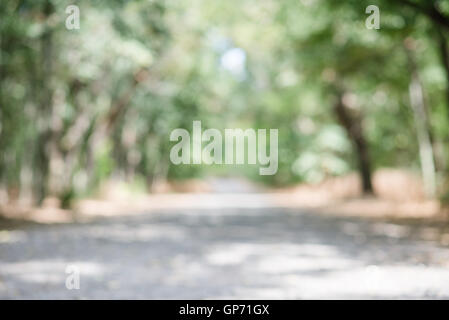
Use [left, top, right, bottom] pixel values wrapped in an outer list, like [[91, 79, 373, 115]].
[[1, 191, 449, 299]]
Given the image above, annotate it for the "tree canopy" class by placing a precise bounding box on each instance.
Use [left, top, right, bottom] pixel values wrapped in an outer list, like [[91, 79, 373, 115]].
[[1, 0, 449, 206]]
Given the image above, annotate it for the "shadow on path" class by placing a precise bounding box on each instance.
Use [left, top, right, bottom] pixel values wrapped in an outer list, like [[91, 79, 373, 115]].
[[1, 204, 449, 299]]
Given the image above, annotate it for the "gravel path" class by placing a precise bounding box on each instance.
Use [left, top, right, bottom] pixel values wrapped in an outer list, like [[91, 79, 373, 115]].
[[1, 197, 449, 299]]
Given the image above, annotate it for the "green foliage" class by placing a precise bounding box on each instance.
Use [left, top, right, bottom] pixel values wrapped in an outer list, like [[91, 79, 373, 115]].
[[1, 0, 449, 203]]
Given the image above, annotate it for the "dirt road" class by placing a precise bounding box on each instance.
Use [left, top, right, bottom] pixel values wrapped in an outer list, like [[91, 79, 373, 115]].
[[1, 194, 449, 299]]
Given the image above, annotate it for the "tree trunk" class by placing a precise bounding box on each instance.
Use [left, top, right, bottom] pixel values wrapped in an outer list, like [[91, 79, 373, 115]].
[[33, 0, 55, 204], [404, 39, 437, 198], [333, 91, 373, 194], [437, 29, 449, 135], [437, 29, 449, 119]]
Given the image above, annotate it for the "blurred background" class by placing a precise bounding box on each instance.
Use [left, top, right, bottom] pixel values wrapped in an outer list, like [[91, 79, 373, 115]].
[[1, 0, 449, 299]]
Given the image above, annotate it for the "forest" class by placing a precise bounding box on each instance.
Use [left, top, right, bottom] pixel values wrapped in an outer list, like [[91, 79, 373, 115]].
[[1, 0, 449, 209]]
